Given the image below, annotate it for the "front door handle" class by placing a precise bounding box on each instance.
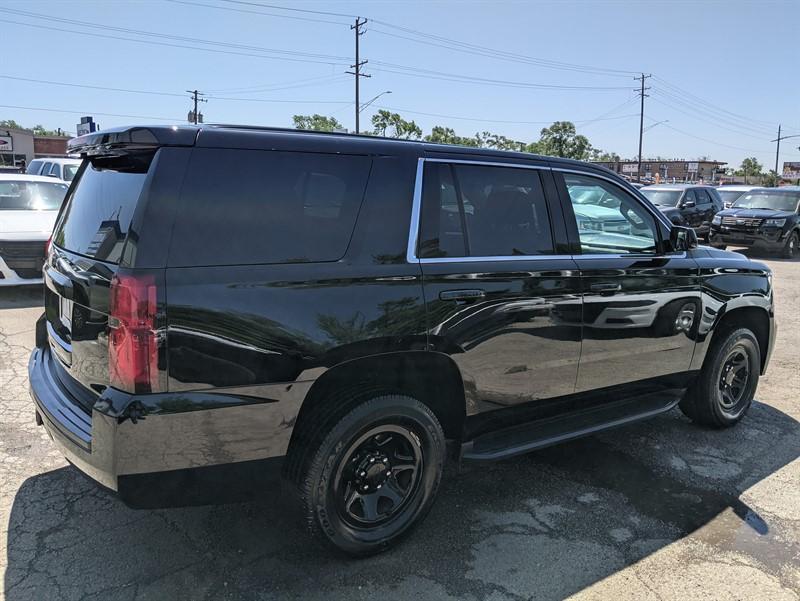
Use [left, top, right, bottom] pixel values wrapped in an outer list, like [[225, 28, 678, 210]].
[[589, 282, 621, 293], [439, 289, 486, 302]]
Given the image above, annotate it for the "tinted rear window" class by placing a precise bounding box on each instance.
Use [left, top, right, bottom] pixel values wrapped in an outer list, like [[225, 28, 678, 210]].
[[53, 154, 152, 264], [169, 149, 371, 266]]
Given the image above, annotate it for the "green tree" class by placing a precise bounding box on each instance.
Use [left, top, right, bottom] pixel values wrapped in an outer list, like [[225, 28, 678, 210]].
[[32, 124, 61, 136], [474, 131, 525, 151], [0, 119, 27, 131], [736, 157, 763, 184], [292, 114, 343, 132], [534, 121, 592, 159], [425, 126, 477, 146], [762, 170, 779, 187], [589, 149, 621, 162], [371, 110, 422, 139]]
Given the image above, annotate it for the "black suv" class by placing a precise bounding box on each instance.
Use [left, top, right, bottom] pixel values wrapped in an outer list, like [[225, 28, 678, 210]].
[[640, 184, 723, 239], [29, 126, 776, 556], [709, 186, 800, 258]]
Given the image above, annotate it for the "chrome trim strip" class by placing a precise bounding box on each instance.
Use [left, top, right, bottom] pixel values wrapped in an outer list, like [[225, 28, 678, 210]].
[[423, 158, 550, 170], [406, 157, 425, 264], [550, 166, 675, 230], [419, 254, 566, 264], [406, 158, 683, 265]]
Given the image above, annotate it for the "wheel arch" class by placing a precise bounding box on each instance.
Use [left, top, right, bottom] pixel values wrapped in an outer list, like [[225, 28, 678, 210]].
[[708, 305, 772, 374], [283, 351, 467, 482]]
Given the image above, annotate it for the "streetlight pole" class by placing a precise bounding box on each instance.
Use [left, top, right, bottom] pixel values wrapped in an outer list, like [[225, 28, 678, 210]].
[[770, 127, 800, 181], [359, 90, 392, 113]]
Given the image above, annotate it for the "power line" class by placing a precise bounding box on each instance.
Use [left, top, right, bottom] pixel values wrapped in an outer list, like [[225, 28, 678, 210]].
[[0, 73, 350, 104], [371, 62, 632, 91], [165, 0, 351, 26], [217, 0, 356, 20], [0, 103, 184, 122], [0, 11, 351, 65]]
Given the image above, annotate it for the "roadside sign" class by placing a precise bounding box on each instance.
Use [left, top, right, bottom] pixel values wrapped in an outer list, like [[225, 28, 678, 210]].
[[687, 162, 699, 172], [783, 162, 800, 179], [622, 163, 638, 173], [0, 135, 13, 153]]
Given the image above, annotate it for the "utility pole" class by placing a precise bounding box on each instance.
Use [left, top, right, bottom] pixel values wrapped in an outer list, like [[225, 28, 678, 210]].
[[634, 73, 651, 183], [186, 89, 207, 124], [770, 126, 800, 182], [346, 17, 370, 134]]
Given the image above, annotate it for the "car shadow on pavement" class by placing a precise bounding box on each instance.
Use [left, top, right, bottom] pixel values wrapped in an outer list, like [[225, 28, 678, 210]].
[[0, 286, 43, 310], [5, 401, 799, 601]]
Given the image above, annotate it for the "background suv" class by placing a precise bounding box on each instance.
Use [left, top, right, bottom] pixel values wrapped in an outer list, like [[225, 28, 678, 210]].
[[29, 125, 775, 556], [710, 186, 800, 257], [640, 184, 723, 239]]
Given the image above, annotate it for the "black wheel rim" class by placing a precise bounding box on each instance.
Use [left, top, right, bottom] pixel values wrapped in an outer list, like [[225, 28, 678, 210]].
[[718, 346, 750, 410], [333, 424, 423, 528]]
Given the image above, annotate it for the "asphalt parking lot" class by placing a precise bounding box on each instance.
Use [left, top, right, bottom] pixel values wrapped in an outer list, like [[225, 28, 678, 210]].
[[1, 251, 798, 601]]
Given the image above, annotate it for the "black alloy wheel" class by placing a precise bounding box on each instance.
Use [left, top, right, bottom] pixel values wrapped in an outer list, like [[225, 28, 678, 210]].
[[717, 346, 750, 411], [296, 395, 445, 556], [334, 425, 422, 527], [679, 327, 760, 428]]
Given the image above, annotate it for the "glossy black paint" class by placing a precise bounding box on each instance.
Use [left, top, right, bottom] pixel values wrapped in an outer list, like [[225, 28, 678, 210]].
[[29, 125, 777, 507], [642, 185, 722, 237], [709, 205, 800, 252]]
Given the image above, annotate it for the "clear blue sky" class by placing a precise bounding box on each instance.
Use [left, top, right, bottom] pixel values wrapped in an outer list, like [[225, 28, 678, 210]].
[[3, 0, 800, 169]]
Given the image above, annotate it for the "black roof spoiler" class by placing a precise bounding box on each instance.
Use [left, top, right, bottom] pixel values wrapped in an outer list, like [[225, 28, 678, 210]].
[[67, 125, 199, 157]]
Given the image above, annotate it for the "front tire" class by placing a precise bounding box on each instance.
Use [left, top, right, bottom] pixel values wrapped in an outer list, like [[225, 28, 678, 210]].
[[679, 328, 760, 428], [298, 395, 445, 556], [782, 231, 798, 259]]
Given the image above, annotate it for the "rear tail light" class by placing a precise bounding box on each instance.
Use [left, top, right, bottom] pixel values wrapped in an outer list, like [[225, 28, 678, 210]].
[[108, 273, 161, 394]]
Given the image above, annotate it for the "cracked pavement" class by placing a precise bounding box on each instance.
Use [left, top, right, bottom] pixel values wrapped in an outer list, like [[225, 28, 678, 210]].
[[2, 253, 799, 601]]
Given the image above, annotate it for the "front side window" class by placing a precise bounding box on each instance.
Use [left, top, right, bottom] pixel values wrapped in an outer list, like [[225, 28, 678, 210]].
[[49, 164, 62, 179], [564, 174, 658, 254], [418, 162, 554, 258], [694, 189, 711, 205], [63, 163, 80, 181]]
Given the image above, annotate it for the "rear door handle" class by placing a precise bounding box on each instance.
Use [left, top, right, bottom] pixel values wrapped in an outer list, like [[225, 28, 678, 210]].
[[439, 289, 486, 302], [589, 282, 621, 293]]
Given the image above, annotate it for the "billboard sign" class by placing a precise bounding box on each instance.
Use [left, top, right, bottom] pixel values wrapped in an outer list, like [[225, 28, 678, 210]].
[[687, 162, 699, 172], [783, 162, 800, 179], [622, 163, 638, 173], [0, 135, 13, 153]]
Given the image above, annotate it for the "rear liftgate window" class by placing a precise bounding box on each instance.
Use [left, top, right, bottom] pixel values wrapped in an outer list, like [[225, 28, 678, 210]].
[[53, 153, 153, 264], [170, 149, 372, 266]]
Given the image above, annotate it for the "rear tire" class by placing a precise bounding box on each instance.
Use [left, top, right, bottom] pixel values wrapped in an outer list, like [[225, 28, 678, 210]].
[[782, 231, 798, 259], [679, 328, 760, 428], [296, 394, 445, 556]]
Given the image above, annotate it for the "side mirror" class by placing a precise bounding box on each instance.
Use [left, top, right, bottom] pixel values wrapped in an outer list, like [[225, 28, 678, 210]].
[[46, 172, 59, 178], [682, 199, 696, 208], [670, 226, 698, 251]]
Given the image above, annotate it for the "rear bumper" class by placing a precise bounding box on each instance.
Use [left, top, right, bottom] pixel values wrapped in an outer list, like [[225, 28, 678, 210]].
[[29, 346, 299, 507]]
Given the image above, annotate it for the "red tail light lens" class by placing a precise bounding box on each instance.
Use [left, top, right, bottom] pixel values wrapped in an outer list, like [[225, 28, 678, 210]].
[[108, 273, 160, 394]]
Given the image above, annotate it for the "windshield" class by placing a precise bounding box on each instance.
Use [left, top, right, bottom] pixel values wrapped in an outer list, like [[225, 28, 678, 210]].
[[641, 189, 682, 206], [63, 163, 80, 182], [733, 191, 800, 212], [0, 180, 68, 210], [717, 190, 748, 204]]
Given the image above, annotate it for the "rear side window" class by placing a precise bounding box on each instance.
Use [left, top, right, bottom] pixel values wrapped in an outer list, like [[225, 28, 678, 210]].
[[418, 161, 554, 258], [53, 154, 152, 264], [169, 149, 371, 266], [27, 160, 43, 175]]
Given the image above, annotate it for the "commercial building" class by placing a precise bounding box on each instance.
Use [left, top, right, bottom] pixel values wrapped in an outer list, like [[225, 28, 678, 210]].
[[0, 126, 70, 172], [593, 159, 727, 183]]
